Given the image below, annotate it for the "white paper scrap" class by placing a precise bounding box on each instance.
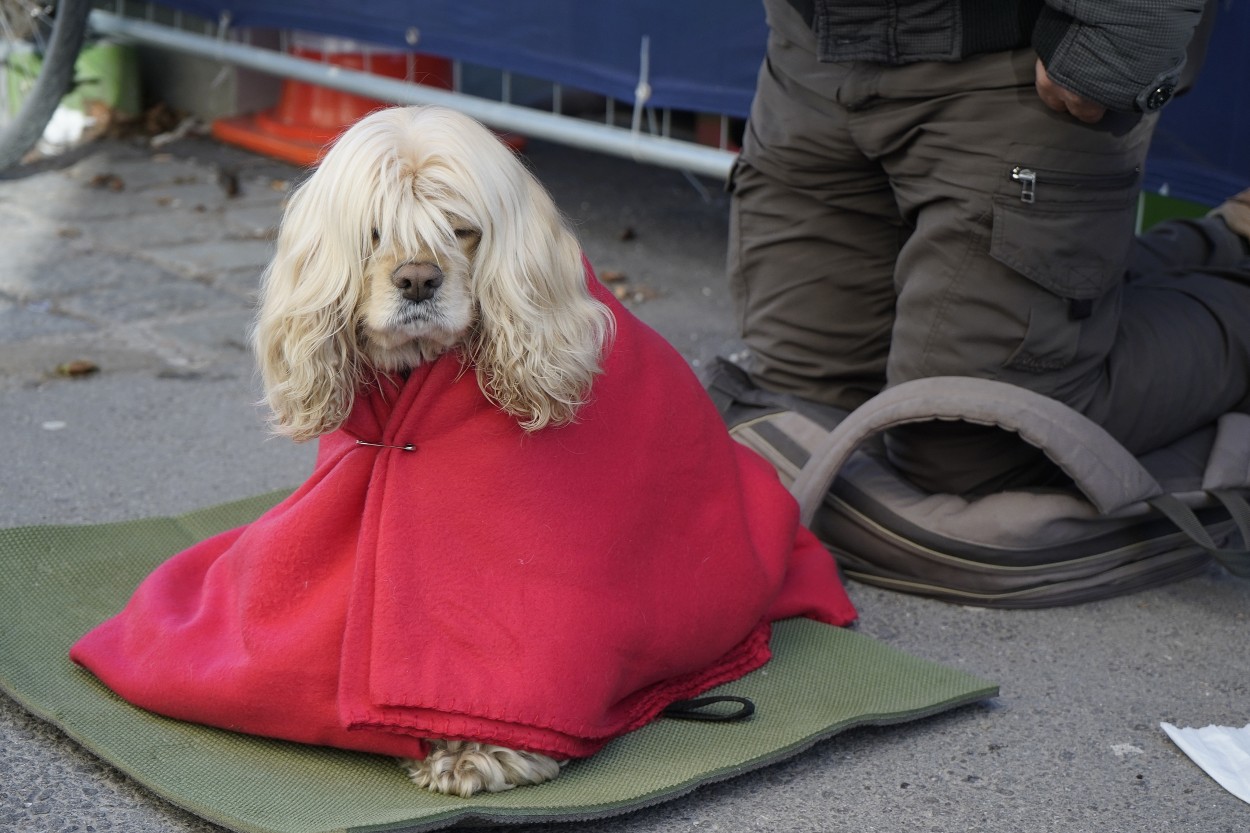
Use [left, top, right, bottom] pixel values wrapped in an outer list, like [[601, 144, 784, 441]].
[[1161, 722, 1250, 805]]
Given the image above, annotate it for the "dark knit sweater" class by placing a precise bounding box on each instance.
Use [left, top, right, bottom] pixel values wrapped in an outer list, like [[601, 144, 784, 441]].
[[787, 0, 1206, 113]]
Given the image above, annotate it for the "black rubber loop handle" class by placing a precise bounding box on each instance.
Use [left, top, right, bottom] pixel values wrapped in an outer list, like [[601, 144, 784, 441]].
[[661, 696, 756, 722]]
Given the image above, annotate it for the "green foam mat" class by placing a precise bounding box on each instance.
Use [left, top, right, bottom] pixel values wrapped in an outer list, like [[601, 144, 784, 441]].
[[0, 492, 997, 833]]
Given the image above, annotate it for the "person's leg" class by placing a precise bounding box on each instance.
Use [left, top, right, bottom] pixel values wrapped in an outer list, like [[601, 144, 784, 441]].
[[858, 48, 1250, 492], [1094, 213, 1250, 447], [1129, 211, 1248, 277], [732, 8, 1250, 495], [824, 48, 1149, 491], [728, 0, 901, 412]]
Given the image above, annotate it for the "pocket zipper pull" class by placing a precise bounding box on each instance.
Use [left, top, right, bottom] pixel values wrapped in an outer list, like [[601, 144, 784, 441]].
[[1011, 167, 1037, 204]]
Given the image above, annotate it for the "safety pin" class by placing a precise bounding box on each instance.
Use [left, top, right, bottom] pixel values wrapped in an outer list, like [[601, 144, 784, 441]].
[[355, 440, 415, 452]]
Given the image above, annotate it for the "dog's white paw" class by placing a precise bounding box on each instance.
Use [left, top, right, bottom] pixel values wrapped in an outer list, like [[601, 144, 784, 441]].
[[399, 740, 564, 797]]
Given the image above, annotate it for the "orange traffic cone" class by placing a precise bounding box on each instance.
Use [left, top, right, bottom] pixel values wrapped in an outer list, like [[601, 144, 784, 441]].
[[213, 35, 455, 166]]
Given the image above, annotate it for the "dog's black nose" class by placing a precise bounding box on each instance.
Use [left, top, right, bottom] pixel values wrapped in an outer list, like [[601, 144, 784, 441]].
[[392, 262, 444, 303]]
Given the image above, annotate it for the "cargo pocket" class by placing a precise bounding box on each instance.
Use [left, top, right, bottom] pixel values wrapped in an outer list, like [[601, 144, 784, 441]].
[[990, 143, 1141, 375]]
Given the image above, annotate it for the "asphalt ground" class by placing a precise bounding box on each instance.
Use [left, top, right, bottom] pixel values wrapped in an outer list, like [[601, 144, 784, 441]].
[[1, 131, 1248, 833]]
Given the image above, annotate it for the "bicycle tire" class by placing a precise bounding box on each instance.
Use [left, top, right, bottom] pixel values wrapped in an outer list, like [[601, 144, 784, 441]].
[[0, 0, 92, 171]]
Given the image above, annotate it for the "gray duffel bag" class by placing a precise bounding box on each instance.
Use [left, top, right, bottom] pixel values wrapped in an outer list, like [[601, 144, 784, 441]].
[[707, 359, 1250, 608]]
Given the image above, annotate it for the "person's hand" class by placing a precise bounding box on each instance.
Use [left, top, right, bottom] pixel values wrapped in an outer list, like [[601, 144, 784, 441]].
[[1034, 58, 1107, 124]]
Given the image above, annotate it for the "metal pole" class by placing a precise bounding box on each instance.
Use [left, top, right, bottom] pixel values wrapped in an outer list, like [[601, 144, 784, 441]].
[[88, 10, 736, 181]]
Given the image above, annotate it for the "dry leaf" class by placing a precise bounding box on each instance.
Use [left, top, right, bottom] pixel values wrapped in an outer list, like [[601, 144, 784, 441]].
[[55, 360, 100, 378], [87, 173, 125, 192]]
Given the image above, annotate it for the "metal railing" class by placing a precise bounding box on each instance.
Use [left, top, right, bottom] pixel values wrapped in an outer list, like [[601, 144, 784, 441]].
[[88, 7, 738, 180]]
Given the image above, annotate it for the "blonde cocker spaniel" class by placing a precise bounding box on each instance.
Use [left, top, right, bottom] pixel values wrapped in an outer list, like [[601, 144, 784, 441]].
[[252, 105, 615, 797]]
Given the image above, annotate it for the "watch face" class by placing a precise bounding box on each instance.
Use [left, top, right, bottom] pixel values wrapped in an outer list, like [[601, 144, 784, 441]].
[[1146, 83, 1175, 110]]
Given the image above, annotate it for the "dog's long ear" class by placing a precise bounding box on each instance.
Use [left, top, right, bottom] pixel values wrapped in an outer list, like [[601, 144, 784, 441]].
[[469, 150, 615, 431], [252, 164, 370, 442]]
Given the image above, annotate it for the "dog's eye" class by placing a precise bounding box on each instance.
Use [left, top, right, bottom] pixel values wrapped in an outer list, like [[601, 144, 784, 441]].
[[454, 227, 480, 240], [370, 228, 380, 244]]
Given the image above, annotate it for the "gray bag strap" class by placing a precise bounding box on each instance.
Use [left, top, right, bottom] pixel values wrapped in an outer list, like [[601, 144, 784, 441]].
[[1146, 413, 1250, 575], [1146, 412, 1250, 575], [791, 376, 1250, 573], [1201, 413, 1250, 492], [1147, 493, 1250, 577], [791, 376, 1163, 527]]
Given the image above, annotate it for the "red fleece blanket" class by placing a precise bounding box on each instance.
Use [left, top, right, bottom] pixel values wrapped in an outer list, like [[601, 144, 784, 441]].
[[71, 275, 856, 760]]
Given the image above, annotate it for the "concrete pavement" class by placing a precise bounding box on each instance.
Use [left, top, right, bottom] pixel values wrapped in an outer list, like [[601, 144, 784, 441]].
[[1, 131, 1248, 833]]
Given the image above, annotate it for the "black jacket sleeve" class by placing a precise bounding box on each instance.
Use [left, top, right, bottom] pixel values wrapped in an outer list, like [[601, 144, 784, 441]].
[[1033, 0, 1206, 112]]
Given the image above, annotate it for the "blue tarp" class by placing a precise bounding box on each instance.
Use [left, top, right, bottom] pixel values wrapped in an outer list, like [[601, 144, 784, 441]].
[[1142, 0, 1250, 205], [156, 0, 767, 117], [158, 1, 1248, 204]]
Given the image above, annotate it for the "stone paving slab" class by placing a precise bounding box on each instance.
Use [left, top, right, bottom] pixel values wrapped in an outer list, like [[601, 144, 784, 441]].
[[0, 298, 98, 345], [0, 138, 288, 393], [146, 237, 276, 281]]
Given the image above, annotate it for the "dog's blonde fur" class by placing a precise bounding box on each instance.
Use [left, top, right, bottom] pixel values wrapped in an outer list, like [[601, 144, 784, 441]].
[[254, 105, 614, 442], [399, 742, 565, 798], [252, 106, 615, 794]]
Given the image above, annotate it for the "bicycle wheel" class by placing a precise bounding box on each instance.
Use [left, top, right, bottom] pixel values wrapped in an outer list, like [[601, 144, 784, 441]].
[[0, 0, 91, 171]]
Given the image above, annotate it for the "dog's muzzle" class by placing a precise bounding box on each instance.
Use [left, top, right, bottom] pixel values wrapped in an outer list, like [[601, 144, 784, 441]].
[[392, 262, 444, 304]]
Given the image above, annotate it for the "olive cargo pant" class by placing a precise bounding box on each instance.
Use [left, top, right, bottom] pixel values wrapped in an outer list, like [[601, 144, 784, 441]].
[[729, 0, 1250, 493]]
